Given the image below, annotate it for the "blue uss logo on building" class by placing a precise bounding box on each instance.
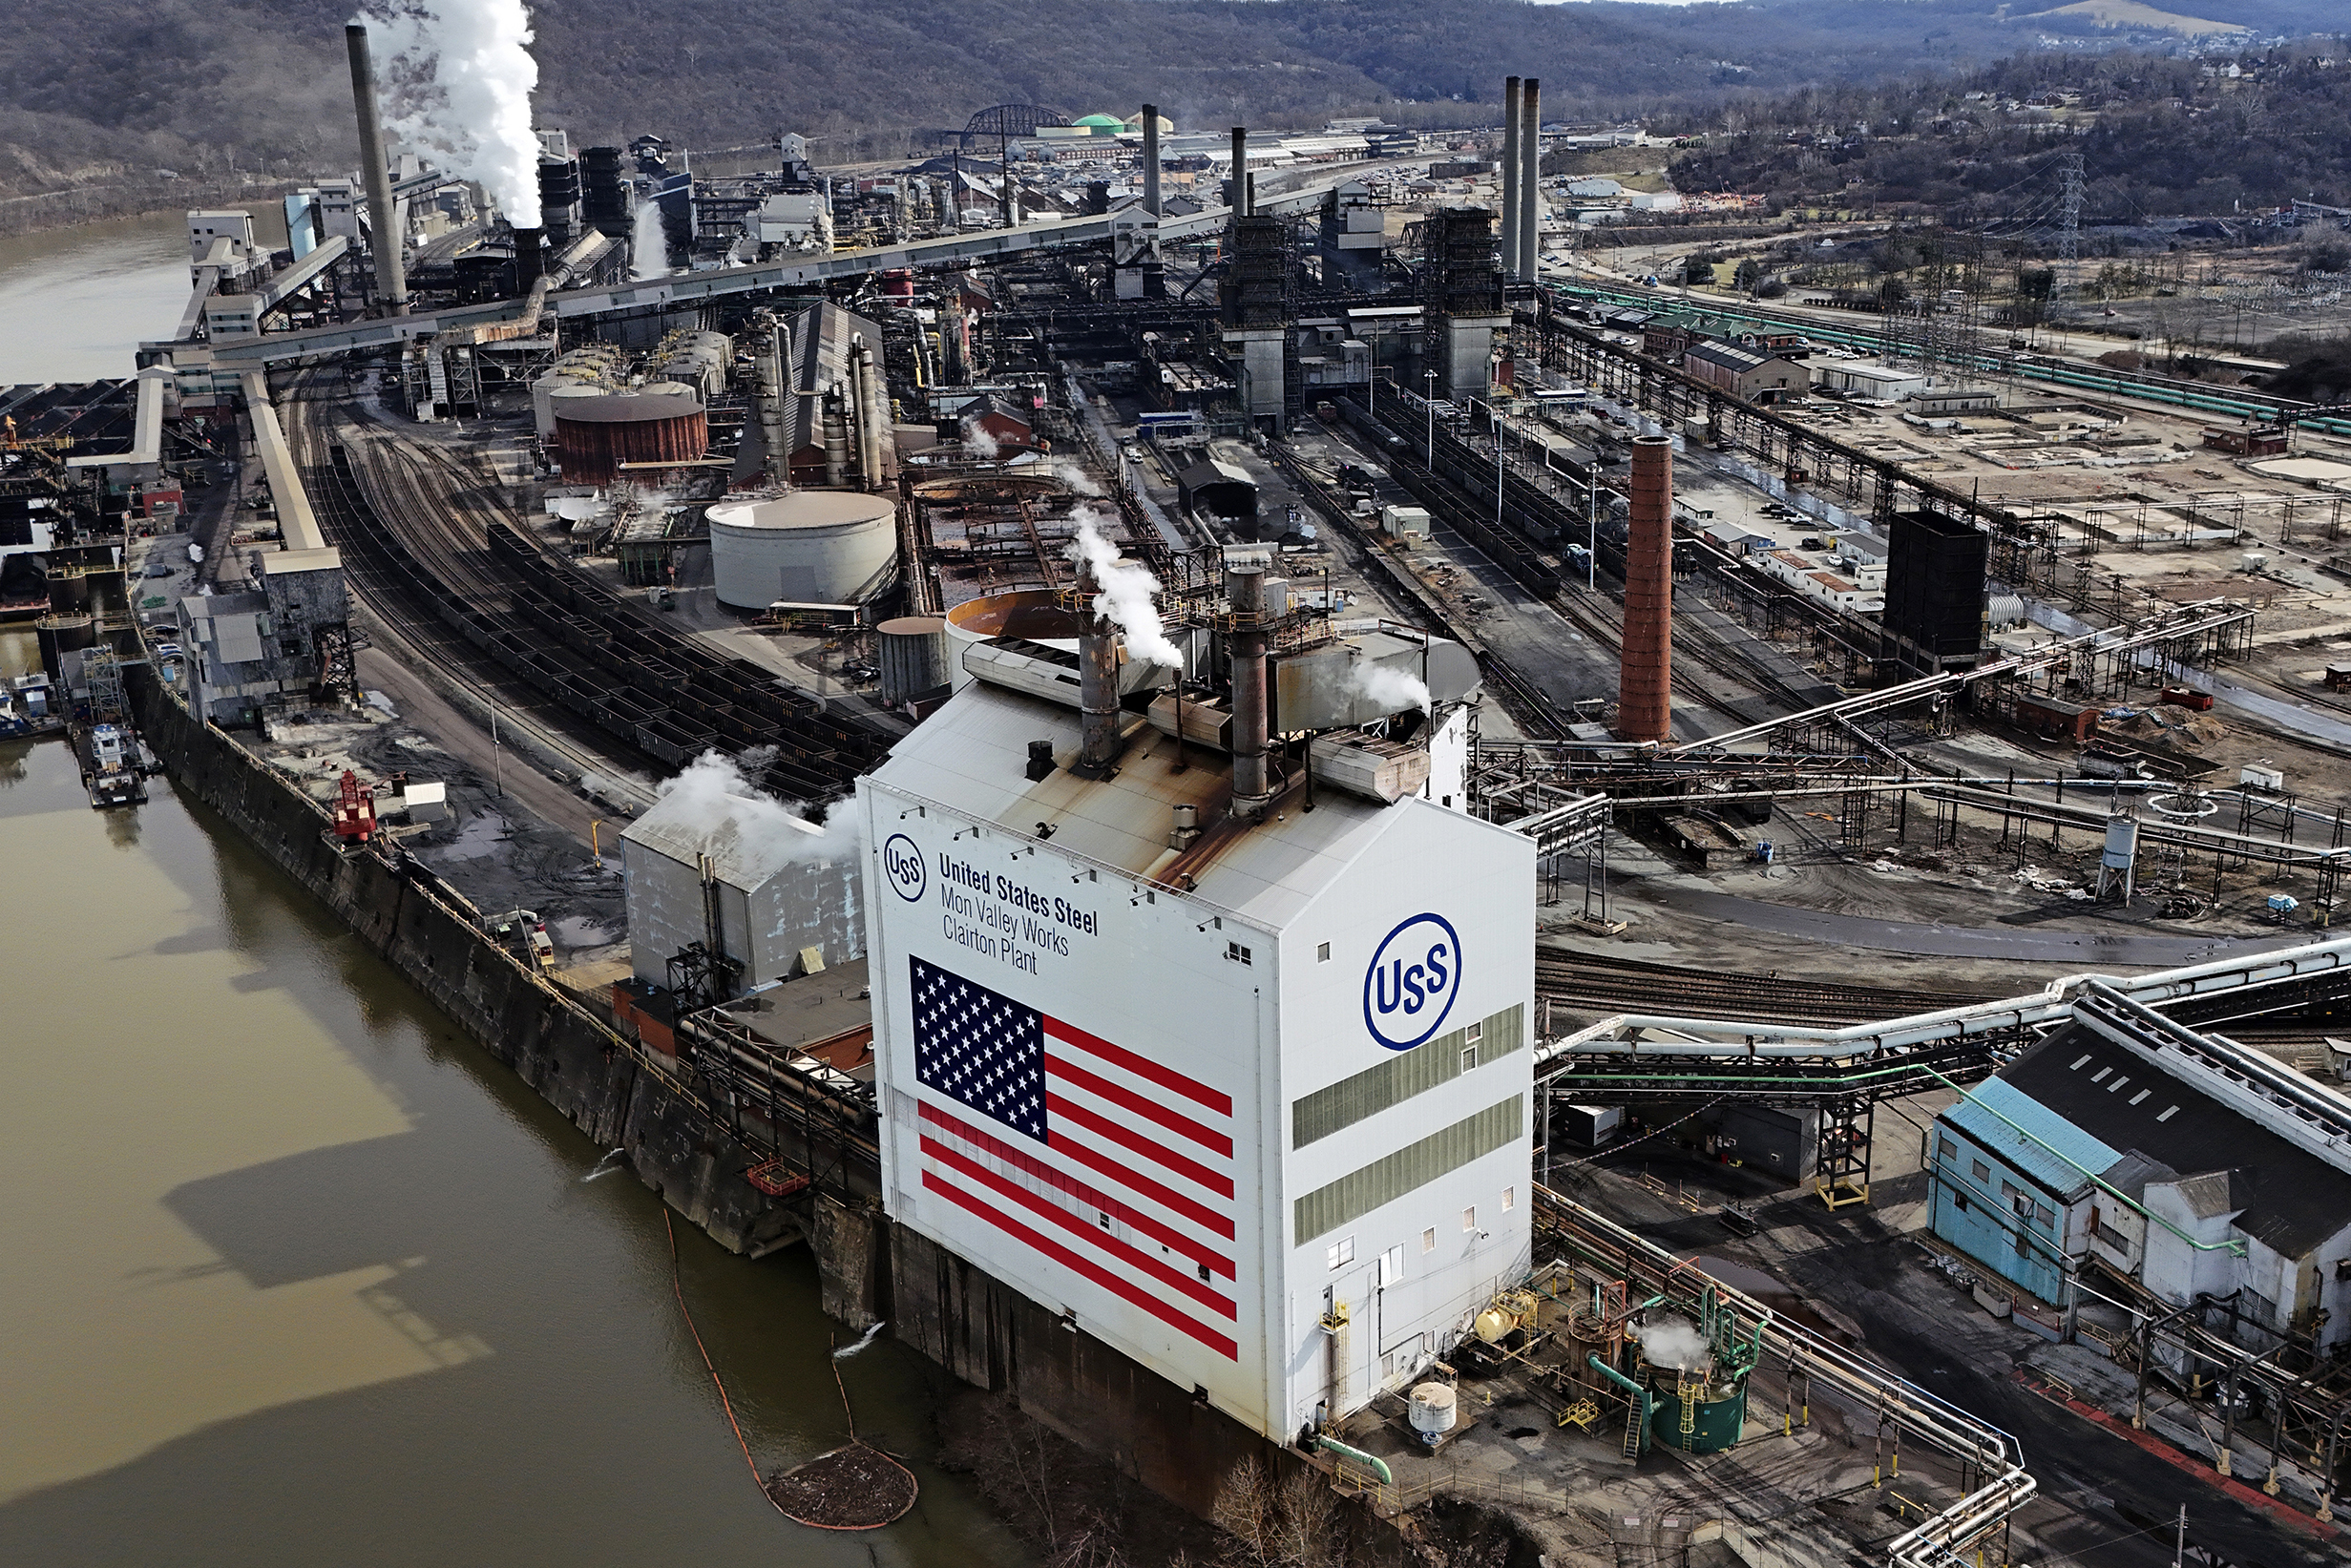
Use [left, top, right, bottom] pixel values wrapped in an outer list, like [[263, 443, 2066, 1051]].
[[1363, 912, 1463, 1051], [882, 833, 928, 901]]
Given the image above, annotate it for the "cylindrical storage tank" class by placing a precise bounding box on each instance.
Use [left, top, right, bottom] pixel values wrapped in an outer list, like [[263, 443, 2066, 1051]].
[[706, 491, 898, 610], [2102, 812, 2140, 872], [877, 616, 950, 704], [1407, 1383, 1458, 1445], [552, 386, 708, 487], [941, 589, 1082, 690], [1643, 1366, 1748, 1454]]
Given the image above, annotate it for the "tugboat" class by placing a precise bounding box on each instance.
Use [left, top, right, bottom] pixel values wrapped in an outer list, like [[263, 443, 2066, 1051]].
[[73, 720, 149, 808]]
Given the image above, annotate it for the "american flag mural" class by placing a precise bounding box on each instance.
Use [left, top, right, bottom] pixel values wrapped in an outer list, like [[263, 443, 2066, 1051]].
[[909, 955, 1239, 1359]]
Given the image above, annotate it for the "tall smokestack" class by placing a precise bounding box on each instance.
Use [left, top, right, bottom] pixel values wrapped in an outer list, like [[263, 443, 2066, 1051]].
[[1230, 127, 1249, 215], [345, 23, 409, 316], [1617, 435, 1674, 743], [1520, 78, 1542, 282], [850, 335, 885, 491], [1077, 559, 1123, 776], [755, 312, 792, 489], [1227, 562, 1270, 819], [1142, 104, 1162, 217], [823, 386, 850, 487], [1501, 77, 1521, 281]]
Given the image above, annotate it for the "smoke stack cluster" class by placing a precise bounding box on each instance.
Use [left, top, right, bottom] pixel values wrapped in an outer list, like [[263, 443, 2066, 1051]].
[[1142, 104, 1162, 218], [345, 23, 409, 316], [1616, 436, 1673, 742]]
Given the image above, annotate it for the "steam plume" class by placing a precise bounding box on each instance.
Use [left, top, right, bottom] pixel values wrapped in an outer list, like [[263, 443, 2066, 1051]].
[[1069, 511, 1184, 670], [631, 199, 666, 281], [368, 1, 542, 222], [1347, 661, 1432, 714], [652, 750, 862, 881], [961, 425, 1000, 459], [1635, 1316, 1711, 1371]]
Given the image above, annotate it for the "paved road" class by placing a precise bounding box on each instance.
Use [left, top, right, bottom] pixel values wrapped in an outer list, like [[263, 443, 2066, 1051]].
[[1654, 884, 2303, 968]]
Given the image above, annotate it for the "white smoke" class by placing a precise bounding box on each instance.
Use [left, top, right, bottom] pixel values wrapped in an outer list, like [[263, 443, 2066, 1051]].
[[631, 199, 666, 281], [651, 750, 863, 883], [1051, 458, 1102, 497], [1347, 660, 1432, 714], [367, 1, 542, 223], [1635, 1316, 1711, 1371], [962, 425, 1000, 459], [1068, 511, 1184, 670]]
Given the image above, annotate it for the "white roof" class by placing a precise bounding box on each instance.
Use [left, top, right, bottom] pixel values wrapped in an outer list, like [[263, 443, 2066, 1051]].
[[870, 681, 1449, 931], [622, 787, 832, 893]]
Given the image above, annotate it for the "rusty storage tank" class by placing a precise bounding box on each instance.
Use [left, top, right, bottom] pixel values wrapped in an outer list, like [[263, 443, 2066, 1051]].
[[706, 491, 898, 610], [940, 589, 1082, 690], [552, 382, 708, 487], [877, 616, 951, 704]]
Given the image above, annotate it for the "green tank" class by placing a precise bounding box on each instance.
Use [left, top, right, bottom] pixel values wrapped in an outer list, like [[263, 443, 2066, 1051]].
[[1646, 1367, 1748, 1454]]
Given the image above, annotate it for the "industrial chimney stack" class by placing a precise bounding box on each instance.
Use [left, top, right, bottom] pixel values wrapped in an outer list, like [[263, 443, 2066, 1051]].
[[344, 23, 409, 316], [1616, 435, 1674, 742], [1076, 562, 1123, 777], [1229, 127, 1250, 215], [1142, 104, 1162, 217], [514, 226, 544, 292], [1227, 562, 1271, 819], [1519, 78, 1542, 282], [1501, 78, 1521, 280]]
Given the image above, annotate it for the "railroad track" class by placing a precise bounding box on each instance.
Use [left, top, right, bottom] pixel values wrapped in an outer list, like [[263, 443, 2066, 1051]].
[[279, 367, 661, 807], [1537, 948, 1986, 1026]]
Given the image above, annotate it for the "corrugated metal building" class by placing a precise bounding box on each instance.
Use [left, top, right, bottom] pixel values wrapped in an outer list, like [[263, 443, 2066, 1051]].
[[621, 787, 865, 990]]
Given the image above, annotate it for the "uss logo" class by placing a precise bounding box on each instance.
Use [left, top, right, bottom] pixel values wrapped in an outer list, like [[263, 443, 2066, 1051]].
[[1362, 912, 1463, 1052]]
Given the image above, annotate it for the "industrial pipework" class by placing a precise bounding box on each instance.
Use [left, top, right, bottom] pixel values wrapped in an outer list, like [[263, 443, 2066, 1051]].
[[344, 23, 409, 316], [1518, 77, 1542, 282], [1501, 78, 1521, 278], [1227, 561, 1271, 818], [850, 334, 884, 491], [1142, 104, 1162, 218], [753, 310, 792, 489], [1616, 435, 1672, 742]]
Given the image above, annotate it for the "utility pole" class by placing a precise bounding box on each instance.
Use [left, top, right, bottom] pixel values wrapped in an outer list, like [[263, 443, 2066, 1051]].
[[2173, 1504, 2185, 1568]]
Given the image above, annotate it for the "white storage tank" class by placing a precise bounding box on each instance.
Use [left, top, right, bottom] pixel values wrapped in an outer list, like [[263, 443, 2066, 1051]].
[[706, 491, 899, 610], [1407, 1382, 1458, 1445]]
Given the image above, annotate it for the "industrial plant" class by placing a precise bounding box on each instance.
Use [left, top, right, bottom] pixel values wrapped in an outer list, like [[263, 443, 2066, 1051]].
[[13, 16, 2351, 1568]]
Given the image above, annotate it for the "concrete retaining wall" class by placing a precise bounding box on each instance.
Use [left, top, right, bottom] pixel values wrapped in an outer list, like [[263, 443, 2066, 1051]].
[[132, 674, 785, 1252]]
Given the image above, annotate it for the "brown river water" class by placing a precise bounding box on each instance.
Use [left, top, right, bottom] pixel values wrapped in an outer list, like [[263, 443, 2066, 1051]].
[[0, 224, 1025, 1565]]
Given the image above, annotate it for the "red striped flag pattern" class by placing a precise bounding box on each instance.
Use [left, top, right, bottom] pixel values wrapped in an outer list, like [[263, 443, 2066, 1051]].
[[910, 955, 1239, 1360]]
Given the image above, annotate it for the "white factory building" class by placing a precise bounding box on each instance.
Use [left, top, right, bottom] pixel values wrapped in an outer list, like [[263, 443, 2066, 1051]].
[[857, 615, 1534, 1439]]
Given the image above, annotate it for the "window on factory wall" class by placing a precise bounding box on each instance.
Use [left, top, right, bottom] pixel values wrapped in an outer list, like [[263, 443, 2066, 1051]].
[[1972, 1159, 1992, 1185], [1317, 942, 1331, 962], [1421, 1227, 1437, 1253], [1462, 1206, 1477, 1233], [1228, 941, 1252, 966], [1381, 1244, 1404, 1286], [1502, 1186, 1516, 1212], [1327, 1236, 1354, 1271], [1938, 1138, 1958, 1166]]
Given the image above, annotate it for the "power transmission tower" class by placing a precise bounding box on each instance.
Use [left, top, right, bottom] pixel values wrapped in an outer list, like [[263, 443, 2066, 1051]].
[[2057, 150, 2085, 292]]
